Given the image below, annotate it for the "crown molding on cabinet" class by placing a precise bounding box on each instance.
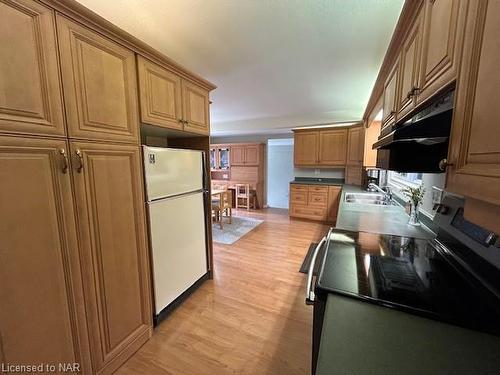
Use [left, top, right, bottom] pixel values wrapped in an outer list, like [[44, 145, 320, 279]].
[[44, 0, 216, 91]]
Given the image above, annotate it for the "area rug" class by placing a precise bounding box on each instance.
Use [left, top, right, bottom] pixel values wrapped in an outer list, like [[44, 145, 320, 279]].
[[299, 242, 325, 276], [212, 216, 263, 245]]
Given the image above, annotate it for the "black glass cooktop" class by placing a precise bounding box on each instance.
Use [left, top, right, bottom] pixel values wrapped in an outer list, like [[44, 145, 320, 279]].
[[316, 229, 500, 336]]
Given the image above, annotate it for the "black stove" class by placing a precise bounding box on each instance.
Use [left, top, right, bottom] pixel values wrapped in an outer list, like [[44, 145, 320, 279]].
[[309, 195, 500, 374], [316, 229, 500, 335]]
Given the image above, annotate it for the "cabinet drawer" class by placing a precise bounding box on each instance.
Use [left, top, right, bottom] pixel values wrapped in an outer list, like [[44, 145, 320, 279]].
[[308, 192, 328, 207], [291, 184, 309, 192], [291, 205, 327, 221], [309, 185, 328, 193], [291, 191, 308, 204]]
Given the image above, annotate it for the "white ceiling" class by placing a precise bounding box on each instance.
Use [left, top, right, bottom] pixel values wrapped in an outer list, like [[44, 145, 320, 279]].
[[75, 0, 404, 136]]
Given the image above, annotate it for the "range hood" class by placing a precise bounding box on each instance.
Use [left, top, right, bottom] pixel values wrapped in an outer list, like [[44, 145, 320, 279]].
[[373, 90, 454, 173]]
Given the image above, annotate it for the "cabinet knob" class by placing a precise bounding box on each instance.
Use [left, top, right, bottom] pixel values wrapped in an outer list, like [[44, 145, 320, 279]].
[[438, 158, 453, 171]]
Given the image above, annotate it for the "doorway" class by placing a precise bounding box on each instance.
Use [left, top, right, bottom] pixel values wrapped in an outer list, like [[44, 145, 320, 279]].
[[267, 138, 294, 209]]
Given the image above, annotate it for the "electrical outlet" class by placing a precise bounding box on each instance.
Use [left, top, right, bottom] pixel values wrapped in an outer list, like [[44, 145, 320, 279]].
[[314, 169, 320, 176]]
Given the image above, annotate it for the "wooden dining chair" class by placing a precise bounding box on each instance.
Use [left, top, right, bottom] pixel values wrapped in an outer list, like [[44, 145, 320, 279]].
[[235, 184, 256, 210], [212, 190, 232, 229]]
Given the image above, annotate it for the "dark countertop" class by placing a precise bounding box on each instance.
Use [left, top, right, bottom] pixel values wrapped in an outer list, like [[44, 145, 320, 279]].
[[335, 185, 435, 239], [290, 177, 344, 186]]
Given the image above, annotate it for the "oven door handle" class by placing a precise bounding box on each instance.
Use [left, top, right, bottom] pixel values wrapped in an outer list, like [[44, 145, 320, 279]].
[[305, 228, 333, 305]]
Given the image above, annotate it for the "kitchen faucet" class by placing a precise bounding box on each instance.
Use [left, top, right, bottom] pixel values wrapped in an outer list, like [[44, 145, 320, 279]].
[[368, 182, 393, 204]]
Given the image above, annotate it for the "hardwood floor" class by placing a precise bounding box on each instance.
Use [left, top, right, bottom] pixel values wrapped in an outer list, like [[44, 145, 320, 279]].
[[117, 208, 329, 375]]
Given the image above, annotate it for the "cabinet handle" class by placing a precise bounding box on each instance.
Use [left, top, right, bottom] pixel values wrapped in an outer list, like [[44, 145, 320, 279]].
[[59, 148, 69, 174], [75, 149, 84, 173], [438, 158, 453, 171]]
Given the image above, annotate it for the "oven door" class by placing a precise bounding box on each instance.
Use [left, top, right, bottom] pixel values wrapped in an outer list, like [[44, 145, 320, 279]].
[[304, 228, 333, 374]]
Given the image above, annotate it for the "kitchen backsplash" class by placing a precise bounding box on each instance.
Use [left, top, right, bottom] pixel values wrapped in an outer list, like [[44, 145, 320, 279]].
[[294, 168, 345, 179]]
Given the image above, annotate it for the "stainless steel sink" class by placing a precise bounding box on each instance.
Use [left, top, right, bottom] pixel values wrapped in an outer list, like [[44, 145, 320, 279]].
[[344, 193, 389, 205]]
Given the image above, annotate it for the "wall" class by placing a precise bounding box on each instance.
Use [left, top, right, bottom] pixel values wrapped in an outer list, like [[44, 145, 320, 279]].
[[294, 167, 345, 179], [267, 139, 294, 209]]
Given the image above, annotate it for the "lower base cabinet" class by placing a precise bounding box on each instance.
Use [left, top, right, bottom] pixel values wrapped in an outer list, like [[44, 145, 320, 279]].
[[0, 136, 92, 373], [290, 184, 342, 223], [0, 137, 152, 374], [70, 141, 152, 374]]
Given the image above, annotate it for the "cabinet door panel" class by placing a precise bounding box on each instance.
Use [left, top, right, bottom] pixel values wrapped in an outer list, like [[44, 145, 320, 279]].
[[319, 129, 347, 166], [418, 0, 465, 105], [0, 136, 90, 372], [70, 141, 152, 372], [231, 145, 245, 166], [57, 15, 139, 143], [447, 0, 500, 206], [294, 131, 319, 166], [182, 80, 210, 135], [327, 186, 342, 222], [244, 144, 260, 166], [398, 8, 423, 119], [0, 0, 65, 136], [346, 126, 364, 166], [137, 56, 182, 130], [382, 61, 399, 127]]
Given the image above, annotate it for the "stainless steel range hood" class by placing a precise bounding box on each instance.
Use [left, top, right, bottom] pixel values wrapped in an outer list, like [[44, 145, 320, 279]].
[[373, 90, 454, 173]]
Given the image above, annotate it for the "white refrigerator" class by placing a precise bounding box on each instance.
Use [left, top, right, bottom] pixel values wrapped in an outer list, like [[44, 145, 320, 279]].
[[143, 146, 208, 318]]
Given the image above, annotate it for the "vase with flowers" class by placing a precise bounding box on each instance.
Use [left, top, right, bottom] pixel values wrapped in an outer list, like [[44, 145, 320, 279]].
[[401, 184, 425, 226]]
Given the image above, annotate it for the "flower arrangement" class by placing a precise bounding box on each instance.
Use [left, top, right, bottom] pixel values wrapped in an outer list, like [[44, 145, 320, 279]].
[[401, 184, 425, 208], [401, 184, 425, 226]]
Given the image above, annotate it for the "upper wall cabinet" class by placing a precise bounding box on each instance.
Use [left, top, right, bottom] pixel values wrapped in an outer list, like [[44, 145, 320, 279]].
[[294, 131, 320, 166], [397, 5, 424, 120], [230, 143, 261, 166], [137, 56, 182, 131], [346, 126, 364, 166], [417, 0, 467, 105], [56, 15, 140, 143], [0, 0, 65, 136], [382, 60, 399, 128], [318, 129, 348, 166], [446, 0, 500, 207], [182, 80, 210, 135]]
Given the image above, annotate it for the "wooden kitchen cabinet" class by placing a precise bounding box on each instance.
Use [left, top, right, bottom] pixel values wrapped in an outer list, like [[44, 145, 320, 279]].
[[231, 145, 246, 166], [0, 0, 65, 137], [346, 126, 364, 166], [327, 186, 342, 223], [57, 15, 140, 143], [244, 144, 260, 166], [345, 166, 363, 186], [294, 130, 319, 166], [382, 60, 399, 128], [137, 56, 183, 131], [230, 143, 262, 166], [417, 0, 467, 105], [69, 141, 152, 373], [318, 129, 348, 166], [446, 0, 500, 209], [0, 136, 91, 373], [290, 183, 342, 222], [182, 79, 210, 135], [397, 5, 424, 120]]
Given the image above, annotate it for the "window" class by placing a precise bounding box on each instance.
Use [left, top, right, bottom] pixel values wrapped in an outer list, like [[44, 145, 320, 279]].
[[388, 171, 423, 188]]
